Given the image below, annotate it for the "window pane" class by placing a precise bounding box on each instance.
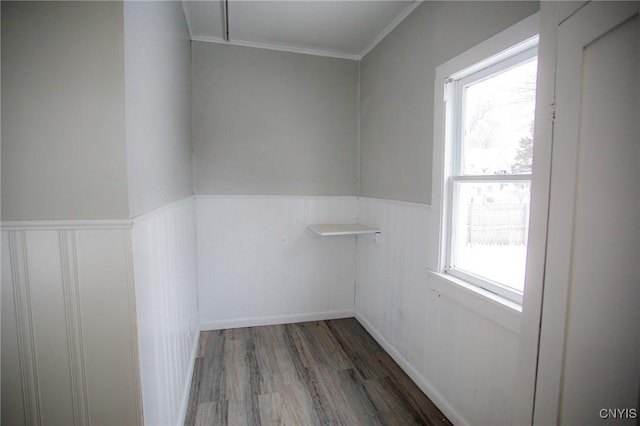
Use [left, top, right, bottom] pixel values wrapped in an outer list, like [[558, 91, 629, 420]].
[[462, 57, 537, 175], [451, 181, 531, 292]]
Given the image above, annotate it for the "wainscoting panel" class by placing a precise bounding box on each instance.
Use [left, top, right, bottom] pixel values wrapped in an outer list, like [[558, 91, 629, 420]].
[[2, 232, 29, 426], [25, 230, 75, 425], [355, 197, 521, 426], [75, 229, 142, 426], [131, 197, 199, 426], [197, 195, 358, 330], [1, 225, 142, 426]]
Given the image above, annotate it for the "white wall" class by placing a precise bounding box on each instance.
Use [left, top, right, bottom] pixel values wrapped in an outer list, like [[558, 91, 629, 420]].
[[1, 1, 129, 220], [197, 196, 358, 330], [192, 42, 359, 196], [359, 1, 539, 203], [1, 224, 142, 426], [132, 197, 199, 426], [194, 194, 523, 424], [355, 4, 542, 424], [123, 4, 199, 425], [1, 198, 200, 426], [355, 197, 521, 426], [124, 1, 193, 218], [2, 5, 198, 424], [1, 1, 194, 220]]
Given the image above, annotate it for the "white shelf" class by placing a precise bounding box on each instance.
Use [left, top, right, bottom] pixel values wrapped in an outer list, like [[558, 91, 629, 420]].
[[308, 223, 380, 237]]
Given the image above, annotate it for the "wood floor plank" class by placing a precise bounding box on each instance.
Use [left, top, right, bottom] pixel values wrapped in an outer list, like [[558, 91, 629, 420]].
[[282, 324, 335, 425], [258, 389, 312, 426], [310, 365, 384, 426], [253, 326, 284, 395], [266, 326, 321, 425], [185, 319, 451, 426], [374, 351, 451, 425], [194, 401, 227, 426], [303, 364, 359, 425], [199, 330, 225, 358], [364, 376, 428, 426], [334, 367, 384, 425], [324, 319, 387, 381], [224, 328, 261, 425], [257, 392, 284, 426], [184, 358, 203, 426], [197, 332, 226, 404], [297, 322, 353, 371]]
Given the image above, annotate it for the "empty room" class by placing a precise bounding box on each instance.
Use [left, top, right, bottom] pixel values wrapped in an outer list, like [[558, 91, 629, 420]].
[[2, 1, 638, 425]]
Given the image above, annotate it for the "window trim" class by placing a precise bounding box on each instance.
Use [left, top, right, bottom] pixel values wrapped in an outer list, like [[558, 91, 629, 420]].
[[447, 49, 537, 304], [430, 12, 540, 307]]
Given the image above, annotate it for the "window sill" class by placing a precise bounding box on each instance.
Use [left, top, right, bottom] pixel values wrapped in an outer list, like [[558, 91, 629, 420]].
[[428, 271, 522, 334]]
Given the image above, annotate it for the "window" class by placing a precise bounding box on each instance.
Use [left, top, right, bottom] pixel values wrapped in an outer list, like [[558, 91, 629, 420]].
[[438, 31, 539, 304]]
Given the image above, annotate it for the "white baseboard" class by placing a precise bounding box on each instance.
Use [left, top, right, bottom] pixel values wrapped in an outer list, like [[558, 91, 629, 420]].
[[354, 311, 470, 426], [177, 330, 200, 426], [200, 310, 354, 331]]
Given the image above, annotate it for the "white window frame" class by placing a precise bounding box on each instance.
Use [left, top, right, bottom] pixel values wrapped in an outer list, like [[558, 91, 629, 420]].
[[430, 12, 540, 306]]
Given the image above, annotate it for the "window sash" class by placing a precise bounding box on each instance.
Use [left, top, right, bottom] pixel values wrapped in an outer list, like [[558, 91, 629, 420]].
[[451, 46, 538, 178], [451, 44, 538, 90], [446, 175, 530, 304], [444, 48, 537, 304]]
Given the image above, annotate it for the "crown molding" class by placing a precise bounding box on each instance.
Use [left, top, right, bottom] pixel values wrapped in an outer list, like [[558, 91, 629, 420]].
[[360, 0, 421, 59], [191, 35, 361, 61], [187, 1, 422, 62]]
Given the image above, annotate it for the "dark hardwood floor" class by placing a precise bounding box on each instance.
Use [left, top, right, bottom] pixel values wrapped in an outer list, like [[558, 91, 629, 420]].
[[185, 318, 451, 425]]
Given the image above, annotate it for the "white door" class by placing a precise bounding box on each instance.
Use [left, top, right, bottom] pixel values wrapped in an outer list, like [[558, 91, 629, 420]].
[[535, 2, 640, 424]]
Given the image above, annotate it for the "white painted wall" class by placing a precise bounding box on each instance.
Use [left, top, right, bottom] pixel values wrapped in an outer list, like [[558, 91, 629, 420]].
[[1, 224, 142, 426], [197, 196, 358, 330], [355, 197, 521, 426], [124, 1, 193, 218], [123, 3, 200, 425], [359, 1, 539, 203], [194, 196, 523, 423], [1, 1, 129, 220], [1, 199, 200, 426], [192, 42, 359, 196], [132, 197, 199, 426]]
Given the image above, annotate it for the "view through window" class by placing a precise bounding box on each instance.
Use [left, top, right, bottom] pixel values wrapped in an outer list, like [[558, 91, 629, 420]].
[[447, 48, 538, 302]]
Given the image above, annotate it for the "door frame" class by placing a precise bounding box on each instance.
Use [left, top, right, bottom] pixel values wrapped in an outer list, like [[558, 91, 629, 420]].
[[515, 2, 640, 424]]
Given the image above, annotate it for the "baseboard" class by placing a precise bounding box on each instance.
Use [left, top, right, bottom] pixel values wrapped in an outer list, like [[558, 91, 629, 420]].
[[177, 330, 200, 426], [354, 311, 470, 426], [200, 310, 354, 331]]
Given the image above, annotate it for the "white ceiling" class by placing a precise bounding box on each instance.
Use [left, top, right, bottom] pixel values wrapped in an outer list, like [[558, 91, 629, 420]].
[[182, 1, 420, 60]]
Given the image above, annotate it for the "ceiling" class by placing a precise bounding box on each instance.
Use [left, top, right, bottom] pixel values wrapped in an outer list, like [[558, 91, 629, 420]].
[[181, 1, 421, 60]]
